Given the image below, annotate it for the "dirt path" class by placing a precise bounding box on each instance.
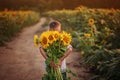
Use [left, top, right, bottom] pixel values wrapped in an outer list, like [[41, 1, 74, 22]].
[[0, 18, 92, 80]]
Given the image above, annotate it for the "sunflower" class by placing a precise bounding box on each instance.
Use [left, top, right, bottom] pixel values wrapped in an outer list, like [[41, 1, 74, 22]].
[[89, 19, 94, 25], [75, 5, 83, 12], [84, 33, 91, 38], [80, 51, 84, 56], [48, 31, 55, 44], [53, 31, 60, 41], [34, 35, 40, 47], [39, 32, 49, 49], [61, 31, 72, 46]]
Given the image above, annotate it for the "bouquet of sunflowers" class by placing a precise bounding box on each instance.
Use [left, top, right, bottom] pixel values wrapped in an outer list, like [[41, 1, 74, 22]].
[[34, 31, 72, 80]]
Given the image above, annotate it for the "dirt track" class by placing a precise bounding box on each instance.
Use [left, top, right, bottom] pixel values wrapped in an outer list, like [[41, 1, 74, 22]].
[[0, 18, 92, 80]]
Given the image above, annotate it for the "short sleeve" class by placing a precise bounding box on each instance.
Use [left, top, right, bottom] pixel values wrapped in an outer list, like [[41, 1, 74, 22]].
[[67, 45, 73, 49]]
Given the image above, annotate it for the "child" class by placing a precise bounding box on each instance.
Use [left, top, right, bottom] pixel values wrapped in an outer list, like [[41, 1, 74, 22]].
[[39, 21, 73, 80]]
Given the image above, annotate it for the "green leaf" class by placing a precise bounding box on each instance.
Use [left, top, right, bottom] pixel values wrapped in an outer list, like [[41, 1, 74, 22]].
[[66, 68, 77, 77], [60, 47, 67, 52], [54, 58, 59, 64], [45, 58, 51, 65]]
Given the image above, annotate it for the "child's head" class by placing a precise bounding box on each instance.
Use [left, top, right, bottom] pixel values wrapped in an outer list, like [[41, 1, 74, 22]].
[[49, 21, 61, 32]]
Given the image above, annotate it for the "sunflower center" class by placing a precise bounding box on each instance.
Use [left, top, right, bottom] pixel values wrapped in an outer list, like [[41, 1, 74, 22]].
[[63, 36, 69, 43], [54, 34, 59, 39], [48, 35, 54, 41], [42, 37, 47, 44]]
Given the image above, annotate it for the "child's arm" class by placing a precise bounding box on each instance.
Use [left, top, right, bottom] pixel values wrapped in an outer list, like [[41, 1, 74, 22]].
[[39, 47, 58, 68], [59, 46, 73, 65], [39, 47, 48, 59]]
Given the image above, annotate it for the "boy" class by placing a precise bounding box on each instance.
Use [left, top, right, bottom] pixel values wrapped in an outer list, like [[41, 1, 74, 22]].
[[39, 21, 73, 80]]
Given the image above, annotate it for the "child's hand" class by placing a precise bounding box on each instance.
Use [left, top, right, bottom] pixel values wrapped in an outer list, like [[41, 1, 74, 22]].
[[50, 62, 58, 68], [58, 60, 62, 66]]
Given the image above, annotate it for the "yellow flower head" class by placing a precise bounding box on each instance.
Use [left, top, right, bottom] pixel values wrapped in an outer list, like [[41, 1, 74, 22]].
[[84, 33, 91, 38], [34, 35, 39, 47], [39, 32, 49, 49], [48, 31, 55, 44], [37, 31, 72, 48], [80, 51, 84, 56], [89, 19, 94, 25], [61, 31, 72, 46], [75, 5, 83, 12], [53, 31, 60, 41]]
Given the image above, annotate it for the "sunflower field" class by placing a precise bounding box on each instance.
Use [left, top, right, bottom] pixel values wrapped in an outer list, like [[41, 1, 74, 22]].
[[0, 10, 40, 46], [44, 6, 120, 80]]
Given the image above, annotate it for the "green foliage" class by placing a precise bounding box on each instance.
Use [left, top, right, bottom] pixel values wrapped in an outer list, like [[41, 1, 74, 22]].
[[44, 6, 120, 49], [0, 10, 40, 46], [44, 6, 120, 80]]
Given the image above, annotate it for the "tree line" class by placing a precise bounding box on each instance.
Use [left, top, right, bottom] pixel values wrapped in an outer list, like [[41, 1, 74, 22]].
[[0, 0, 119, 11]]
